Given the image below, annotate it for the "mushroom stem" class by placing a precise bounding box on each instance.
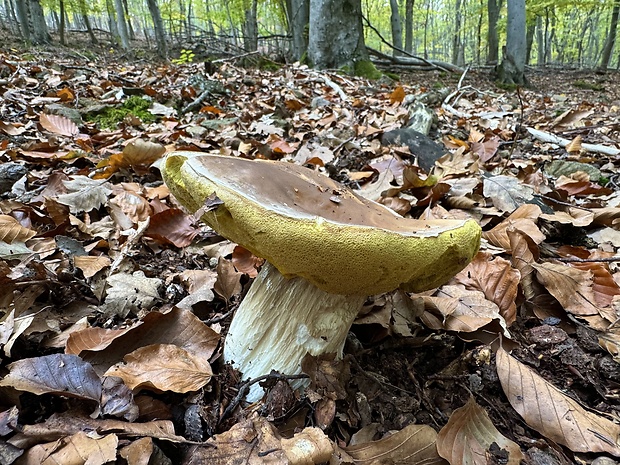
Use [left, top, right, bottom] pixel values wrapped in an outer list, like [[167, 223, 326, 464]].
[[224, 262, 365, 401]]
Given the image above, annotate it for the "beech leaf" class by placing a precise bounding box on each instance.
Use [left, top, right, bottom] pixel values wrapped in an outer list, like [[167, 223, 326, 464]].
[[496, 347, 620, 456], [0, 354, 102, 403], [436, 396, 524, 465]]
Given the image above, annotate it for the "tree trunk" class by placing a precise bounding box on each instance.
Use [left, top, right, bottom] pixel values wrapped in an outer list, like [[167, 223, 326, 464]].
[[59, 0, 65, 45], [451, 0, 463, 65], [405, 0, 414, 53], [14, 0, 30, 42], [525, 19, 535, 64], [307, 0, 370, 72], [390, 0, 403, 56], [495, 0, 526, 85], [29, 0, 50, 44], [487, 0, 500, 64], [79, 0, 98, 45], [122, 0, 135, 40], [285, 0, 309, 61], [146, 0, 167, 59], [114, 0, 130, 49], [243, 0, 258, 52], [536, 15, 544, 65], [599, 0, 620, 70]]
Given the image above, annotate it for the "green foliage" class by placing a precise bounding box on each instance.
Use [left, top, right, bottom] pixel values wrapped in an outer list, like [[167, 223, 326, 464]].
[[172, 49, 195, 65], [385, 71, 400, 81], [352, 60, 383, 79], [86, 96, 156, 129], [573, 80, 604, 91]]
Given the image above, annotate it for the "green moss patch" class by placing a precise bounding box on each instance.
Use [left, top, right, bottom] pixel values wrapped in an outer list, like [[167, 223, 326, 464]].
[[86, 96, 156, 129]]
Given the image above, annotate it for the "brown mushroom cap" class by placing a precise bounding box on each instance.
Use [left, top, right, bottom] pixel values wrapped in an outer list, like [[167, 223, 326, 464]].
[[162, 152, 481, 295]]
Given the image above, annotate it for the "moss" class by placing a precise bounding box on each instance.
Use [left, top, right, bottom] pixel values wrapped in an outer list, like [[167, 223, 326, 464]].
[[86, 96, 156, 129], [573, 80, 604, 91], [353, 60, 383, 79], [495, 81, 518, 91], [385, 72, 400, 81]]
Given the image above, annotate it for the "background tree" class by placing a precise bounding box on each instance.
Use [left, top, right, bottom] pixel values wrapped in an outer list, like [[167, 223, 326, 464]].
[[487, 0, 500, 63], [599, 0, 620, 70], [307, 0, 374, 73], [285, 0, 309, 61], [495, 0, 526, 85], [114, 0, 130, 49], [29, 0, 51, 43], [405, 0, 414, 53], [390, 0, 403, 56], [146, 0, 167, 58]]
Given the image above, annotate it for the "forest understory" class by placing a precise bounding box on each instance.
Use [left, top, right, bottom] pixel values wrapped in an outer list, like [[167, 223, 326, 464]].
[[1, 36, 620, 465]]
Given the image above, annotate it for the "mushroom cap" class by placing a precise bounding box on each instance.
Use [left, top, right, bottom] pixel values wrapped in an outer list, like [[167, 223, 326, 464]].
[[162, 152, 481, 295]]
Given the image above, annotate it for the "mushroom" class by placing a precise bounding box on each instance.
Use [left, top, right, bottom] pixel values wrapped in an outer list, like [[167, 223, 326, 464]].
[[162, 152, 481, 401]]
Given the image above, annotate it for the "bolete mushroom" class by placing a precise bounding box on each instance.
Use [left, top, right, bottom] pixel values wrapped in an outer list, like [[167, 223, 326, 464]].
[[162, 152, 481, 401]]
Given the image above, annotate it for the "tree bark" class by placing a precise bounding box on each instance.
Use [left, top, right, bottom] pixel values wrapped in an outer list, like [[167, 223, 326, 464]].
[[390, 0, 403, 57], [525, 19, 535, 64], [451, 0, 463, 65], [496, 0, 526, 85], [29, 0, 50, 44], [59, 0, 65, 45], [285, 0, 309, 61], [14, 0, 30, 42], [599, 0, 620, 70], [146, 0, 167, 58], [243, 0, 258, 52], [536, 15, 544, 65], [487, 0, 500, 64], [78, 0, 98, 45], [114, 0, 130, 49], [405, 0, 414, 53], [307, 0, 369, 70]]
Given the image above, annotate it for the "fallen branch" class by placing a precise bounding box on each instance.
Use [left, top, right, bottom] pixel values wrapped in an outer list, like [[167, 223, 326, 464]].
[[527, 127, 620, 156]]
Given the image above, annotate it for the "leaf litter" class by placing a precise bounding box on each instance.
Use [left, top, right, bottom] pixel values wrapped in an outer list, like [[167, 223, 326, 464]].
[[0, 49, 619, 464]]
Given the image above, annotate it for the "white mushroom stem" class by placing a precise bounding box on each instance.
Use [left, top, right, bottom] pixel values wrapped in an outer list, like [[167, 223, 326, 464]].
[[223, 262, 365, 402]]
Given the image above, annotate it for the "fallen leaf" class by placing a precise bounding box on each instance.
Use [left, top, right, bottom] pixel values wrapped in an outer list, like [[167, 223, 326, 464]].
[[105, 343, 213, 393], [496, 347, 620, 456], [0, 354, 101, 403], [39, 113, 79, 137], [436, 396, 524, 465], [19, 432, 118, 465]]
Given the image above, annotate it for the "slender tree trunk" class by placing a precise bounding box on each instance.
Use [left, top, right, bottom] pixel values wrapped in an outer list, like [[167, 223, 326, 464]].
[[243, 0, 258, 51], [106, 0, 119, 40], [114, 0, 129, 49], [389, 0, 403, 56], [599, 0, 620, 70], [495, 0, 526, 85], [146, 0, 167, 58], [487, 0, 500, 64], [405, 0, 414, 53], [187, 0, 193, 38], [525, 19, 535, 64], [423, 0, 430, 59], [452, 0, 463, 64], [121, 0, 135, 39], [285, 0, 309, 61], [15, 0, 30, 42], [59, 0, 66, 45], [78, 0, 97, 44], [536, 15, 544, 65], [307, 0, 370, 71], [29, 0, 51, 44]]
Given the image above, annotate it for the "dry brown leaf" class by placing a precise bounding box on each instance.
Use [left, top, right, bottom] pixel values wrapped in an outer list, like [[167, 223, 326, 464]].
[[0, 215, 36, 243], [591, 207, 620, 228], [0, 354, 101, 403], [454, 252, 520, 325], [496, 347, 620, 456], [185, 415, 335, 464], [74, 255, 111, 278], [540, 207, 594, 227], [599, 327, 620, 363], [66, 326, 134, 355], [232, 245, 265, 278], [389, 85, 406, 104], [105, 343, 213, 393], [345, 423, 446, 464], [39, 113, 79, 137], [420, 285, 509, 336], [109, 190, 152, 223], [214, 258, 243, 302], [19, 432, 118, 465], [532, 262, 600, 317], [436, 396, 524, 465], [565, 135, 583, 153], [81, 307, 220, 376], [12, 410, 190, 446], [483, 204, 545, 252], [119, 437, 155, 465], [508, 228, 542, 303], [570, 262, 620, 308], [146, 208, 198, 248]]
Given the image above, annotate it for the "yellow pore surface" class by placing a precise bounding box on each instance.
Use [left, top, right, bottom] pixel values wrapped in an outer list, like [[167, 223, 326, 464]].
[[162, 153, 481, 295]]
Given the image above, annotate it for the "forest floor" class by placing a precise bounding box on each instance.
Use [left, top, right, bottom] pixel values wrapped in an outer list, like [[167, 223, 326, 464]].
[[1, 38, 620, 465]]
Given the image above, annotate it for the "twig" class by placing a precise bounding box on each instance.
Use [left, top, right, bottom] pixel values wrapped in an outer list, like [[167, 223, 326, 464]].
[[555, 256, 619, 263], [204, 308, 235, 324], [212, 50, 259, 63], [219, 372, 310, 422], [533, 193, 593, 211]]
